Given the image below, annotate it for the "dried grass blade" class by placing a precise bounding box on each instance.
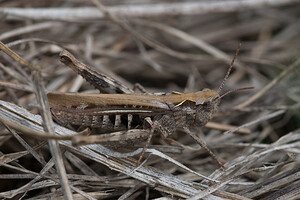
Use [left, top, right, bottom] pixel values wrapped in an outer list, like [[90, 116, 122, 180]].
[[32, 72, 73, 200]]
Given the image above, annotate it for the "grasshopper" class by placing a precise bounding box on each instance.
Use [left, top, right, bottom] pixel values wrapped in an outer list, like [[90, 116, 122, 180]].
[[48, 45, 249, 169]]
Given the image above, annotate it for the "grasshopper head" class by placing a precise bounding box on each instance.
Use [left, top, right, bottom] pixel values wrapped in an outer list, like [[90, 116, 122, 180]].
[[194, 89, 220, 127], [193, 87, 253, 127], [192, 43, 247, 127]]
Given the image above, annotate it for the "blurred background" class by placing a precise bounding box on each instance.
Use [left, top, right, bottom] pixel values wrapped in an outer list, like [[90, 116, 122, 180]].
[[0, 0, 300, 199]]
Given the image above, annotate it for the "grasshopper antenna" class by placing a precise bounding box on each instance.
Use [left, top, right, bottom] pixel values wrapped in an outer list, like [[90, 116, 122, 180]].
[[219, 87, 254, 99], [217, 43, 241, 93]]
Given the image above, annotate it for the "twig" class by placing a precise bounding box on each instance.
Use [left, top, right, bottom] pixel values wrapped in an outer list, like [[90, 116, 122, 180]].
[[1, 0, 298, 20]]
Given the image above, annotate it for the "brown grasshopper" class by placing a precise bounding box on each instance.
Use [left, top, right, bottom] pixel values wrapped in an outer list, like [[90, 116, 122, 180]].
[[48, 44, 250, 169]]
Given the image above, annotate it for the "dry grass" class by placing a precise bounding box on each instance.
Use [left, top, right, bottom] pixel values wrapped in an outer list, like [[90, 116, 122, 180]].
[[0, 0, 300, 199]]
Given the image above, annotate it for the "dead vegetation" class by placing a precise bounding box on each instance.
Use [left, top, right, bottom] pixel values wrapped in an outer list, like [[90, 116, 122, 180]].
[[0, 0, 300, 199]]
